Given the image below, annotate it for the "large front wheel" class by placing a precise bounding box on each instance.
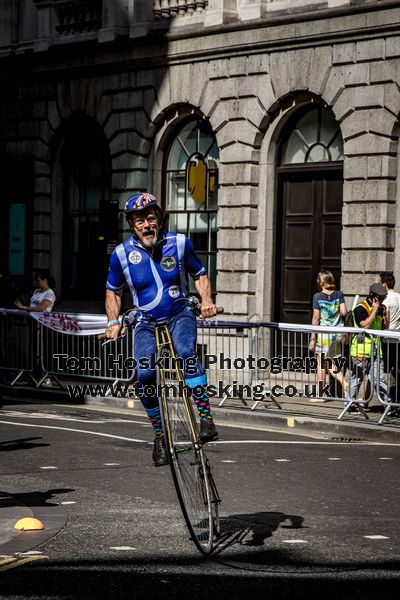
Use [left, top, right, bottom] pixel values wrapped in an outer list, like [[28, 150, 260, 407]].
[[160, 386, 216, 554]]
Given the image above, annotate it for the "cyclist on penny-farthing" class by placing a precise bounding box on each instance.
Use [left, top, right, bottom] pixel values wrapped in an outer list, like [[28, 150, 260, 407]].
[[104, 193, 219, 467]]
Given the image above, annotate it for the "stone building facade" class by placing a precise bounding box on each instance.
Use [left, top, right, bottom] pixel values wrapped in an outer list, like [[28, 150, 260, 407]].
[[0, 0, 399, 321]]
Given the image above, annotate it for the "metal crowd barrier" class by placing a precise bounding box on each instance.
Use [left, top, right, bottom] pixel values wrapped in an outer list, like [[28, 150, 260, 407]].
[[196, 320, 269, 407], [254, 322, 400, 424], [1, 309, 399, 425], [39, 322, 135, 385], [369, 329, 400, 424], [0, 309, 40, 386], [0, 309, 135, 388]]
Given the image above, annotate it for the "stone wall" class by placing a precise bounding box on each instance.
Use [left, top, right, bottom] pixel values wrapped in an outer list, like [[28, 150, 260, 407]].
[[0, 1, 399, 316]]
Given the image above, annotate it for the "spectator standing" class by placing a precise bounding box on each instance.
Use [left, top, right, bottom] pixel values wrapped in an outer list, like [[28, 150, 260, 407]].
[[14, 270, 56, 313], [308, 270, 348, 400], [379, 272, 400, 399], [380, 272, 400, 330]]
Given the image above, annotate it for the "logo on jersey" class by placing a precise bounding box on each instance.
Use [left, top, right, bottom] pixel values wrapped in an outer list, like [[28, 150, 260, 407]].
[[128, 250, 142, 265], [168, 285, 180, 299], [160, 256, 176, 272]]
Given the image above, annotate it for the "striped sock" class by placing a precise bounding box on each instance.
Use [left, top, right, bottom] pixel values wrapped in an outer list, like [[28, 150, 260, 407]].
[[193, 396, 212, 421], [185, 374, 212, 422], [146, 406, 163, 437]]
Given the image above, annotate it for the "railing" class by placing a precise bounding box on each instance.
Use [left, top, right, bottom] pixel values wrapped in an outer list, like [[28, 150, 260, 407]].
[[153, 0, 208, 20], [1, 309, 399, 425], [0, 310, 39, 386], [55, 0, 103, 35], [39, 319, 135, 384]]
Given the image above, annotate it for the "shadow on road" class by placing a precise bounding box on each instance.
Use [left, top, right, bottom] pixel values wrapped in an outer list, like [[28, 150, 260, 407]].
[[0, 555, 399, 599], [0, 436, 50, 451], [215, 511, 305, 551], [0, 488, 75, 508]]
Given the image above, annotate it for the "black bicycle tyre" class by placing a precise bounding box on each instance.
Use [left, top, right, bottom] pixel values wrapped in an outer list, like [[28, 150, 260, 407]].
[[207, 463, 220, 538], [157, 346, 215, 554]]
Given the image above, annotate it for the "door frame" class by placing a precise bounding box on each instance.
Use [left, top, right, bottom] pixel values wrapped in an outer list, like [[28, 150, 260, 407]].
[[274, 162, 344, 324]]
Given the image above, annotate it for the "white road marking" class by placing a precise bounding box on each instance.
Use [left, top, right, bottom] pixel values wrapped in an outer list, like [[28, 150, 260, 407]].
[[1, 418, 399, 449], [282, 539, 308, 544], [110, 546, 136, 551], [40, 466, 57, 470], [363, 535, 389, 540], [211, 440, 400, 447], [0, 410, 145, 426], [328, 458, 342, 461], [221, 460, 236, 463], [379, 457, 393, 460], [61, 501, 76, 505], [0, 421, 148, 444], [104, 463, 120, 466], [275, 459, 290, 462], [17, 551, 43, 556]]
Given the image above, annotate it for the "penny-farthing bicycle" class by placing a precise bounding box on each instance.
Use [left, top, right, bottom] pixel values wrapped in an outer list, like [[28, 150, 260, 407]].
[[101, 296, 222, 554]]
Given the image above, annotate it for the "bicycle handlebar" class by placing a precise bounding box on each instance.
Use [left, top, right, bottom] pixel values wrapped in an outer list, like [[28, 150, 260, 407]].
[[98, 298, 224, 343]]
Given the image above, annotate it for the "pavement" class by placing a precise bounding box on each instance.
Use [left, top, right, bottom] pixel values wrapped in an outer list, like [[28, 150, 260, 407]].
[[82, 389, 400, 444]]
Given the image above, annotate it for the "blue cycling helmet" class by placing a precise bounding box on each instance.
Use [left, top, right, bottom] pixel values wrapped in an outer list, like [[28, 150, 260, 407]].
[[123, 193, 163, 221]]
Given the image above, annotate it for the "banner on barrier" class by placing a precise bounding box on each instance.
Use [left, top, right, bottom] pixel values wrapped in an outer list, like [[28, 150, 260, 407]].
[[1, 308, 108, 336]]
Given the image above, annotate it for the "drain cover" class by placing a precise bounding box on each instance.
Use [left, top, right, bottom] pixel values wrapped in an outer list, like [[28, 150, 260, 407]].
[[330, 437, 365, 442]]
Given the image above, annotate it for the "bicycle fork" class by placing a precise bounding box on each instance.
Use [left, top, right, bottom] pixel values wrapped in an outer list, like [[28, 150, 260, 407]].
[[155, 324, 200, 451]]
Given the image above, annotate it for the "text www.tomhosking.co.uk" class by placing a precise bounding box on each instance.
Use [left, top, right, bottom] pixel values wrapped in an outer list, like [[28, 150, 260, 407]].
[[62, 352, 341, 401], [66, 380, 334, 401]]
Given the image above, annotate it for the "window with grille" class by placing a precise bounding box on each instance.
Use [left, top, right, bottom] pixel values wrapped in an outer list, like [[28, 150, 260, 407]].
[[165, 119, 219, 292], [282, 106, 344, 165]]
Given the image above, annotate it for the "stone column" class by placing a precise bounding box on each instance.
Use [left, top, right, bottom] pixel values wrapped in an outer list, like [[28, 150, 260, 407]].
[[32, 0, 56, 52], [204, 0, 238, 27], [238, 1, 266, 20], [128, 0, 153, 39], [99, 0, 130, 43]]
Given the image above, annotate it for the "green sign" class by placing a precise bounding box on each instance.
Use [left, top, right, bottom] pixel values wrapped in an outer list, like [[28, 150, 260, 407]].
[[8, 203, 25, 275]]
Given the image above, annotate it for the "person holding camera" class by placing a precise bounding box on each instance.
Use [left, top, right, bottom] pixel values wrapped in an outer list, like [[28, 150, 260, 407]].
[[345, 283, 389, 410]]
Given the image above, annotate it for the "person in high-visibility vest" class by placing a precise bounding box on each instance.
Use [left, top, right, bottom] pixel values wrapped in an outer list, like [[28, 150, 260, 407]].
[[346, 283, 389, 410]]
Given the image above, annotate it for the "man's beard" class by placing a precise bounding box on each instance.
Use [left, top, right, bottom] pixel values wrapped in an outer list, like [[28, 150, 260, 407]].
[[141, 231, 157, 249]]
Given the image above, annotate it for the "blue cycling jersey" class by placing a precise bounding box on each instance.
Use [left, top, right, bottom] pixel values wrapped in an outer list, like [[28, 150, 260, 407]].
[[106, 231, 206, 322]]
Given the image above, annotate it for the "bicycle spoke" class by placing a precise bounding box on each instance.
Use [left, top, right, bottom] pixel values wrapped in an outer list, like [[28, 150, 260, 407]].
[[157, 328, 219, 554]]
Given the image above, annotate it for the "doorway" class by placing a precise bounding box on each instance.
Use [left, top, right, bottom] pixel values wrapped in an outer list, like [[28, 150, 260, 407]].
[[275, 166, 343, 325], [274, 105, 344, 326]]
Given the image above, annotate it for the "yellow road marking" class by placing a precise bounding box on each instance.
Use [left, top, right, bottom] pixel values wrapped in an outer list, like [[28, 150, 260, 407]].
[[0, 555, 47, 571]]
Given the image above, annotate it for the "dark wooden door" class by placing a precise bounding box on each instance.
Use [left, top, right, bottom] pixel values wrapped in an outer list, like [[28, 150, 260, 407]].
[[275, 167, 343, 326]]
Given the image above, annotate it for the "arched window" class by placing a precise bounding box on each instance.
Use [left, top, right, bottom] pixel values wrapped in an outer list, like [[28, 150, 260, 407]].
[[165, 119, 219, 291], [282, 106, 344, 165]]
